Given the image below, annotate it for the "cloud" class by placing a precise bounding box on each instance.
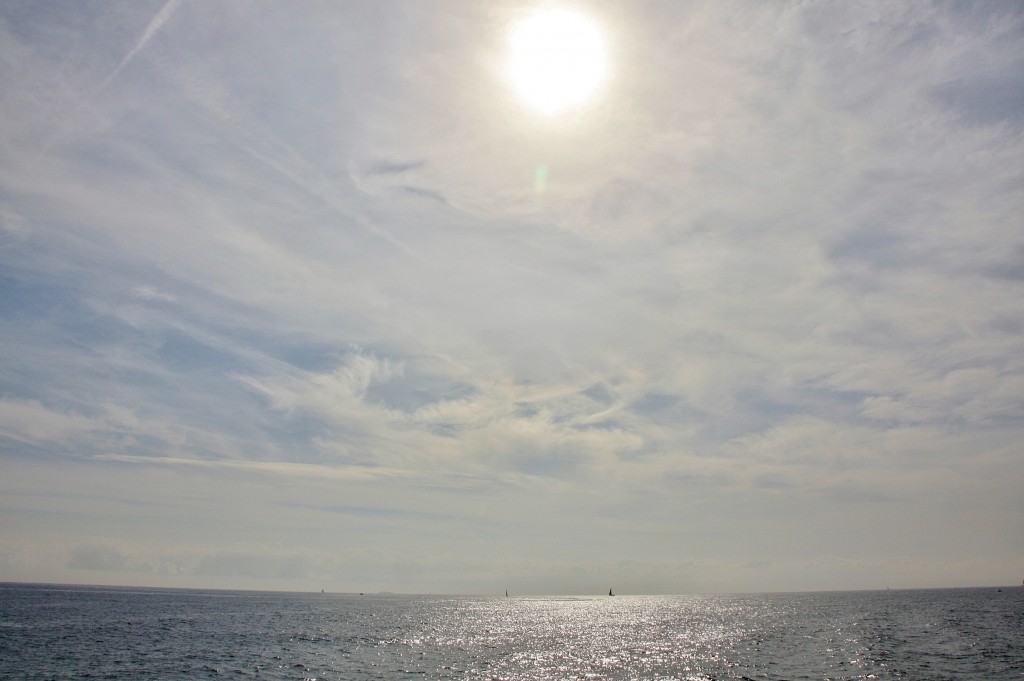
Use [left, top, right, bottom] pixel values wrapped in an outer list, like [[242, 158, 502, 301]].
[[67, 541, 131, 572], [193, 549, 312, 581], [0, 0, 1021, 593], [0, 399, 97, 446], [101, 0, 181, 88], [93, 454, 408, 483], [133, 285, 177, 303]]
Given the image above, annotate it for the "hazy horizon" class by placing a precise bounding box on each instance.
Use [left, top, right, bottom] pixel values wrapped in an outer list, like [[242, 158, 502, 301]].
[[3, 580, 1020, 597], [1, 1, 1022, 595]]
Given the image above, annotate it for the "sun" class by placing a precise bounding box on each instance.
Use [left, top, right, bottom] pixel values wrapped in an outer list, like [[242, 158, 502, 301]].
[[507, 6, 608, 116]]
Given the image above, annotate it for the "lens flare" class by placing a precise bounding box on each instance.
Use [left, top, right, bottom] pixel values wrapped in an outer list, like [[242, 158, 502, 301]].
[[534, 164, 549, 192]]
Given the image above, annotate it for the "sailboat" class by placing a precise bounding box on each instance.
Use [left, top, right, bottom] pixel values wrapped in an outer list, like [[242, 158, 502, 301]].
[[506, 590, 509, 597], [609, 588, 614, 596]]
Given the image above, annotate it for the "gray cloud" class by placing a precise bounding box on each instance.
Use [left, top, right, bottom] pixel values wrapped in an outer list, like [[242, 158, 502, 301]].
[[67, 542, 131, 572], [932, 66, 1024, 127]]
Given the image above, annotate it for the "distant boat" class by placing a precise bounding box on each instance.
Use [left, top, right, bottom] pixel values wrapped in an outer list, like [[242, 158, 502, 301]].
[[506, 590, 509, 597], [609, 588, 614, 596]]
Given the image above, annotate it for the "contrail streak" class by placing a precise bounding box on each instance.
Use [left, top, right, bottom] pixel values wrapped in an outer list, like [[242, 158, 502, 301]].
[[101, 0, 181, 89]]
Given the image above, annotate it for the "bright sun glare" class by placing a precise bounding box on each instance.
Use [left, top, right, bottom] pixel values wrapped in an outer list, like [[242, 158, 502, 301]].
[[508, 7, 608, 116]]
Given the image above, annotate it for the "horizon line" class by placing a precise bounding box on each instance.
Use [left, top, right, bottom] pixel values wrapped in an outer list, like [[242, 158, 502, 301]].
[[1, 580, 1018, 598]]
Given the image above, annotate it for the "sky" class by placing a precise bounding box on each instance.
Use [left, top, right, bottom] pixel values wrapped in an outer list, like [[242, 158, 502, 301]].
[[1, 0, 1022, 595]]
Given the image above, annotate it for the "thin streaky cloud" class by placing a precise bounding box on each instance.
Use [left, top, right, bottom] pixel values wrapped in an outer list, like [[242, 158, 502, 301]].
[[101, 0, 181, 90]]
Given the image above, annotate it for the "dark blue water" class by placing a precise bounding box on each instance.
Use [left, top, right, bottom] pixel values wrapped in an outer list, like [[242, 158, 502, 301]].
[[0, 583, 1021, 680]]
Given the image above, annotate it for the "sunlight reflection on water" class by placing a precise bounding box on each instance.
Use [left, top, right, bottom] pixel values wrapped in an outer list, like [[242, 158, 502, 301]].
[[2, 586, 1020, 680], [411, 596, 754, 680]]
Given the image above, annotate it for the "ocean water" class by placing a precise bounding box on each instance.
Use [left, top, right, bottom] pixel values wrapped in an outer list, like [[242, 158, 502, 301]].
[[0, 584, 1021, 680]]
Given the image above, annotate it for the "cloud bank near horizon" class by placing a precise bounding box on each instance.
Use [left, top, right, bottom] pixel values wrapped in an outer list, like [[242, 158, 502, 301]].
[[0, 0, 1021, 593]]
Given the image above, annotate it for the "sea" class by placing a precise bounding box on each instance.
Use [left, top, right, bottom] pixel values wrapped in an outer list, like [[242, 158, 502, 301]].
[[0, 583, 1021, 680]]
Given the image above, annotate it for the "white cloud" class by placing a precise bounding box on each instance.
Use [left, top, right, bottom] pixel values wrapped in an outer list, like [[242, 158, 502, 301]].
[[101, 0, 181, 89], [0, 0, 1021, 593], [0, 399, 97, 445]]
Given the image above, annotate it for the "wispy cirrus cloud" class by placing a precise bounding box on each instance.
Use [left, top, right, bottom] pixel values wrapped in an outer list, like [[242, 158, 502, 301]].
[[0, 0, 1021, 593]]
